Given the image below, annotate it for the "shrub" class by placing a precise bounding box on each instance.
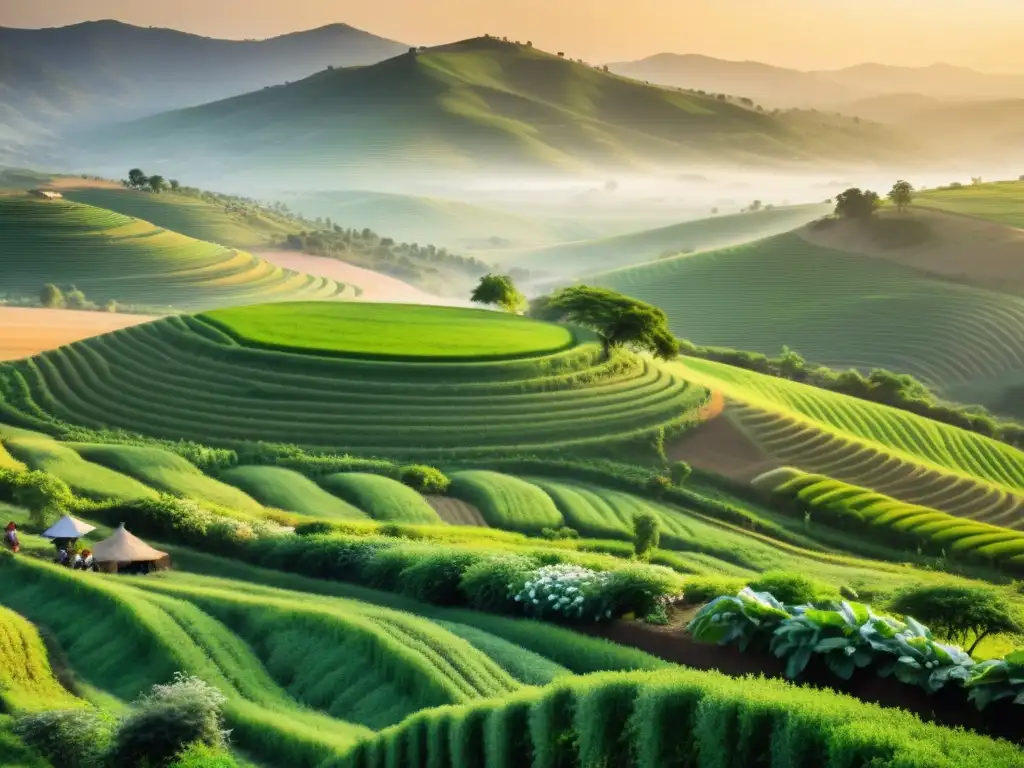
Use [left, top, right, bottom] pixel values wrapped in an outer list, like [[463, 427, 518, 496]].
[[966, 649, 1024, 710], [668, 461, 692, 486], [459, 555, 538, 613], [645, 475, 671, 496], [632, 512, 660, 560], [513, 564, 610, 621], [110, 673, 229, 768], [14, 708, 116, 768], [681, 576, 747, 604], [293, 520, 334, 536], [540, 526, 579, 540], [596, 566, 679, 619], [399, 465, 451, 494], [169, 743, 241, 768], [0, 469, 75, 529], [889, 585, 1023, 654], [396, 550, 487, 605], [747, 571, 836, 606]]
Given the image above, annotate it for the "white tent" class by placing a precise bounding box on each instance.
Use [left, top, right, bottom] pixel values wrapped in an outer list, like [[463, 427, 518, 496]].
[[42, 515, 96, 540], [91, 524, 167, 564]]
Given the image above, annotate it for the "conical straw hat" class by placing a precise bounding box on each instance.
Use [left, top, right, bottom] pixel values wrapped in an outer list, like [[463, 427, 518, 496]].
[[42, 515, 96, 539], [91, 523, 167, 563]]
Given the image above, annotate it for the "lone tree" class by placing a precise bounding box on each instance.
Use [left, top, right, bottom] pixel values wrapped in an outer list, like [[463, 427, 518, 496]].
[[890, 585, 1023, 655], [126, 168, 148, 189], [887, 180, 915, 213], [470, 274, 526, 313], [148, 175, 167, 194], [40, 284, 64, 308], [531, 285, 678, 359], [833, 187, 880, 219]]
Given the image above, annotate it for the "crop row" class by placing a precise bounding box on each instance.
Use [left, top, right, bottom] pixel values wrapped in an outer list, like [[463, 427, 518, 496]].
[[761, 468, 1024, 570], [601, 232, 1024, 394]]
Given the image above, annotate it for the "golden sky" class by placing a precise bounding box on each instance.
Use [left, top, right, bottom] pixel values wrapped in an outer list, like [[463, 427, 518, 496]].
[[4, 0, 1024, 71]]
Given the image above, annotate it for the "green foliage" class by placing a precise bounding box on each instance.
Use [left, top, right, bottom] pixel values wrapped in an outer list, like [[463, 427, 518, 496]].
[[890, 585, 1023, 654], [535, 285, 678, 359], [319, 473, 441, 524], [458, 555, 538, 614], [834, 187, 881, 219], [40, 284, 64, 308], [668, 461, 691, 485], [539, 526, 579, 540], [966, 649, 1024, 710], [631, 512, 659, 559], [169, 743, 242, 768], [888, 179, 915, 212], [0, 467, 74, 528], [688, 588, 791, 651], [14, 709, 116, 768], [747, 570, 836, 606], [470, 274, 526, 314], [398, 465, 451, 494], [448, 471, 563, 535]]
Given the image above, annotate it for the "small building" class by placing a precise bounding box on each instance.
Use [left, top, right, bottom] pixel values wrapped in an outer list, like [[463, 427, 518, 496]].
[[29, 189, 62, 200], [91, 523, 170, 574]]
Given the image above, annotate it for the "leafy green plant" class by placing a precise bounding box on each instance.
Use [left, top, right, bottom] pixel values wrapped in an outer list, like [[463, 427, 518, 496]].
[[875, 617, 976, 693], [687, 588, 791, 650], [889, 585, 1023, 654], [747, 571, 836, 606], [769, 602, 879, 679], [398, 465, 451, 494], [14, 709, 116, 768], [965, 650, 1024, 710], [632, 512, 660, 560]]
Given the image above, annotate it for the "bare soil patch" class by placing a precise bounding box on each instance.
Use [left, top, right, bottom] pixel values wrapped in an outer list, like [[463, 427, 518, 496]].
[[255, 250, 459, 306], [798, 208, 1024, 295], [42, 177, 122, 191], [0, 307, 155, 360], [667, 403, 779, 483], [426, 496, 489, 526]]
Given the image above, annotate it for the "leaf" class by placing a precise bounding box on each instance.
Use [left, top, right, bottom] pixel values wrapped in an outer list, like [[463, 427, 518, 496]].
[[785, 646, 812, 679], [814, 637, 851, 652], [826, 653, 856, 680]]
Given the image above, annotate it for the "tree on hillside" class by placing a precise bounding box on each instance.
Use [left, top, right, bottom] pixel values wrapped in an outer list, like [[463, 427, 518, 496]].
[[890, 585, 1022, 655], [470, 274, 526, 314], [40, 284, 64, 308], [127, 168, 148, 190], [531, 285, 678, 359], [834, 187, 880, 220], [169, 179, 180, 192], [148, 175, 167, 194], [887, 180, 914, 213]]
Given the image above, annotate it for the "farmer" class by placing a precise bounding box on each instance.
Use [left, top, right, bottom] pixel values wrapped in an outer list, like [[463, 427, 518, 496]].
[[73, 549, 95, 571], [3, 522, 19, 554]]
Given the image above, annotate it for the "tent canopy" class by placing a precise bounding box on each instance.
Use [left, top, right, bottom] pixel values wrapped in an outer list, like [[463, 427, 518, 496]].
[[91, 524, 167, 563], [42, 515, 96, 540]]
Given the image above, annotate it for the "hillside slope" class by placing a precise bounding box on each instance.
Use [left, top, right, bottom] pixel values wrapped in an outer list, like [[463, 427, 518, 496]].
[[75, 38, 916, 183], [0, 196, 349, 310]]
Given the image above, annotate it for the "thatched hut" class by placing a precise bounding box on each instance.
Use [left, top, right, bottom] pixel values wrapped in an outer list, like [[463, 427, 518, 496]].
[[91, 523, 170, 574]]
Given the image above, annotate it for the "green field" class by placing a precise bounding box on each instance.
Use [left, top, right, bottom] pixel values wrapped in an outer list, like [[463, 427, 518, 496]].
[[203, 303, 576, 360], [64, 187, 296, 249], [1, 303, 705, 458], [499, 204, 830, 277], [0, 197, 349, 310], [219, 466, 368, 520], [917, 181, 1024, 228], [318, 473, 442, 524], [676, 357, 1024, 528], [599, 231, 1024, 402]]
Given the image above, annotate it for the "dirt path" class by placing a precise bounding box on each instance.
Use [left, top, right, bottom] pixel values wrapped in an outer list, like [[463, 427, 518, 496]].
[[0, 307, 155, 360], [797, 208, 1024, 294], [255, 250, 463, 306], [425, 496, 489, 526]]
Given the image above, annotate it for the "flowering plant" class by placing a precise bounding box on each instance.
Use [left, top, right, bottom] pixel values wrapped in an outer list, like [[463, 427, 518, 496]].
[[511, 564, 610, 621]]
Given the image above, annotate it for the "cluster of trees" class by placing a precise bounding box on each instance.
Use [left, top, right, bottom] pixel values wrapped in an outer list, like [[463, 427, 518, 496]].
[[470, 274, 526, 313], [680, 341, 1024, 448], [38, 284, 117, 312], [121, 168, 179, 194], [833, 180, 915, 219]]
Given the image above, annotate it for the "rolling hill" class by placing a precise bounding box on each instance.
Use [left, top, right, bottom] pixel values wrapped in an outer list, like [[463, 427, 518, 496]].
[[73, 38, 916, 184], [596, 230, 1024, 410], [0, 196, 350, 310], [0, 302, 705, 459], [917, 180, 1024, 229], [498, 203, 830, 279], [0, 20, 407, 132]]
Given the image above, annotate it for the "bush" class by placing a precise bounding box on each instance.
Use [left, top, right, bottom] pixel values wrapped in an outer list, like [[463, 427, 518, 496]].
[[597, 566, 678, 619], [14, 709, 116, 768], [396, 550, 487, 605], [169, 743, 241, 768], [111, 674, 229, 768], [293, 520, 334, 536], [399, 465, 451, 494], [681, 576, 748, 604], [459, 555, 538, 613], [0, 468, 75, 529], [747, 571, 836, 606], [540, 526, 579, 540], [668, 461, 692, 486], [889, 585, 1023, 654], [632, 513, 660, 560]]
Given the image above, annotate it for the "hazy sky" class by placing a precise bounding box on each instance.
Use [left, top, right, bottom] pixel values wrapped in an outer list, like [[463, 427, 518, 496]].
[[5, 0, 1024, 71]]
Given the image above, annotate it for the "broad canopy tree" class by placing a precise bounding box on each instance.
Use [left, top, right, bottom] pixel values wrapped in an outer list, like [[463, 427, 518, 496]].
[[530, 285, 678, 359], [470, 274, 526, 313], [887, 180, 914, 213], [834, 187, 880, 219]]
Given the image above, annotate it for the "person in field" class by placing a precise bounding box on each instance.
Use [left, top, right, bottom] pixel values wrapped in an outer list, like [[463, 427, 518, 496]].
[[3, 522, 19, 553], [73, 549, 95, 571]]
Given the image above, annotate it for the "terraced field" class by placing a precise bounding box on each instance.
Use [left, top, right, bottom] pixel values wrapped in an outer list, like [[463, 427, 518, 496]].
[[758, 468, 1024, 570], [0, 197, 350, 310], [675, 357, 1024, 528], [599, 232, 1024, 398], [1, 303, 706, 458], [64, 187, 295, 249]]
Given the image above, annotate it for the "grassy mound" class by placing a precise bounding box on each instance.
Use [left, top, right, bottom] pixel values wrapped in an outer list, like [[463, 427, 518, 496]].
[[0, 197, 348, 310], [599, 232, 1024, 399], [0, 604, 83, 713], [63, 187, 294, 249], [318, 474, 442, 524], [219, 466, 368, 520], [917, 180, 1024, 228], [3, 303, 704, 459], [676, 358, 1024, 528], [203, 303, 575, 360]]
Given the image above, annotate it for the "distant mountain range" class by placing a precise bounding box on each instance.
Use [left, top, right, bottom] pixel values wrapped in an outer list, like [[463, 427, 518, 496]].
[[0, 19, 407, 132], [607, 54, 1024, 109], [64, 37, 921, 185]]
